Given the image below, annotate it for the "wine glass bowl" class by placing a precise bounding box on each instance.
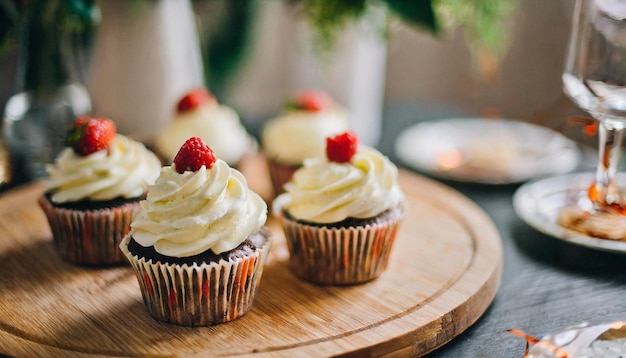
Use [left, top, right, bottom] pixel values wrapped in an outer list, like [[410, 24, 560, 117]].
[[510, 0, 626, 249], [563, 0, 626, 121], [562, 0, 626, 212]]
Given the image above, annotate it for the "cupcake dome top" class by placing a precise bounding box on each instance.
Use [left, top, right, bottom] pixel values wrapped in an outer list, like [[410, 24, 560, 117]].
[[276, 132, 404, 224], [262, 90, 349, 166], [130, 137, 267, 257], [154, 87, 254, 166], [45, 116, 161, 203]]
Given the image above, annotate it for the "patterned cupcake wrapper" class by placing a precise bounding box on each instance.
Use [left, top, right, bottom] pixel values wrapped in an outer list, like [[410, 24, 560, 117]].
[[38, 196, 138, 266], [120, 236, 272, 327], [266, 159, 298, 197], [281, 215, 403, 285]]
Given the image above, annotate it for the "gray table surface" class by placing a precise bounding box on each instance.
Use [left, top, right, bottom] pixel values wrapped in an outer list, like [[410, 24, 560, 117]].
[[376, 104, 626, 357]]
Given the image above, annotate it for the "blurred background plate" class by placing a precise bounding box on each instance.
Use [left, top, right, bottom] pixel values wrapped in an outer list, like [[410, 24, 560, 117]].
[[395, 118, 580, 184], [513, 172, 626, 253]]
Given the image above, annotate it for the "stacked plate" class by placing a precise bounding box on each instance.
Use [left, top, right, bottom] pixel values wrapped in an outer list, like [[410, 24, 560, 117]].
[[394, 118, 626, 253]]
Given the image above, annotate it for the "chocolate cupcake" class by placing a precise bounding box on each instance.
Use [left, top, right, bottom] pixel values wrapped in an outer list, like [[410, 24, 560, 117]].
[[274, 132, 404, 285], [120, 137, 271, 326], [262, 90, 349, 197], [39, 116, 161, 266]]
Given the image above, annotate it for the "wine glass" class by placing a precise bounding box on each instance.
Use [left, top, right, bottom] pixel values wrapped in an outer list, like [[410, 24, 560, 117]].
[[562, 0, 626, 212]]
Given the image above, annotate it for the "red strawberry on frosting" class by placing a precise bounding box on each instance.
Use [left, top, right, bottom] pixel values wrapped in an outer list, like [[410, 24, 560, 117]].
[[176, 87, 217, 113], [326, 131, 358, 163], [173, 137, 217, 173], [66, 116, 116, 156], [287, 90, 333, 112]]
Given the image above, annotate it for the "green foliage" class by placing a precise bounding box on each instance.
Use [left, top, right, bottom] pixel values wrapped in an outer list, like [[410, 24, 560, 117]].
[[64, 0, 99, 23], [435, 0, 517, 59], [0, 0, 98, 54], [290, 0, 517, 69], [0, 0, 518, 93], [0, 0, 21, 52], [383, 0, 438, 33], [293, 0, 440, 52], [0, 0, 99, 91], [202, 0, 258, 98], [299, 0, 368, 51]]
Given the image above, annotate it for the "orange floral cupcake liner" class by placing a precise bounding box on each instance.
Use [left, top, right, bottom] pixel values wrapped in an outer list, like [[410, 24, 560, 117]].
[[281, 212, 403, 285], [38, 196, 138, 266], [119, 235, 272, 326]]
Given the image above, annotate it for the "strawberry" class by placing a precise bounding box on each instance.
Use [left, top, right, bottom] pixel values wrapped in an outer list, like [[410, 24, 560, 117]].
[[173, 137, 217, 173], [176, 87, 217, 113], [66, 116, 116, 156], [326, 131, 358, 163], [286, 90, 332, 112]]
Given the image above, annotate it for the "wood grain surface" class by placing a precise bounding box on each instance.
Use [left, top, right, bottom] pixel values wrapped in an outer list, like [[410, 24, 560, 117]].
[[0, 156, 502, 357]]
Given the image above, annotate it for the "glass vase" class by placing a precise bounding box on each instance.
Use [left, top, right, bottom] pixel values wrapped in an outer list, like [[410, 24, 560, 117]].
[[2, 1, 92, 181]]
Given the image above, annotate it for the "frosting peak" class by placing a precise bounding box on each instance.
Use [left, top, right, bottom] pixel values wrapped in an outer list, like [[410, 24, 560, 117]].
[[129, 159, 267, 257], [276, 146, 403, 223], [45, 134, 161, 203]]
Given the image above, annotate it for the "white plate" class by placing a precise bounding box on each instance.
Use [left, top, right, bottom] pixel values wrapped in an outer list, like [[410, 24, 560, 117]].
[[513, 172, 626, 253], [395, 118, 580, 184]]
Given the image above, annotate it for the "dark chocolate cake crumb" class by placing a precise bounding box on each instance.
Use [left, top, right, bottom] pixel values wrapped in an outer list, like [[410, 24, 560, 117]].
[[127, 227, 270, 266], [283, 206, 403, 228], [43, 192, 144, 210]]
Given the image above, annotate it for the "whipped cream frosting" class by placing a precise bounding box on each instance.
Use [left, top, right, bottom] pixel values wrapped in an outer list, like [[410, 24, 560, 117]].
[[276, 146, 404, 223], [262, 106, 349, 166], [129, 159, 267, 257], [45, 134, 161, 203], [155, 104, 254, 165]]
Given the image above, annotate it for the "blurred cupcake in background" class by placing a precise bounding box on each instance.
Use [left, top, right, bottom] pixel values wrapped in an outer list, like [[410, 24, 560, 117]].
[[274, 131, 404, 285], [154, 87, 256, 168], [262, 90, 348, 197], [39, 116, 161, 266]]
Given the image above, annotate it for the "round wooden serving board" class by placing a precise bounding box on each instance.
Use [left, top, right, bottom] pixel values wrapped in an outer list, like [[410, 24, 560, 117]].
[[0, 158, 502, 357]]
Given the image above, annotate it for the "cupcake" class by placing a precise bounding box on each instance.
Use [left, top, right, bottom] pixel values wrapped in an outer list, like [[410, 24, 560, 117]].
[[262, 90, 349, 196], [154, 87, 256, 167], [120, 137, 271, 326], [274, 131, 404, 285], [38, 116, 161, 266]]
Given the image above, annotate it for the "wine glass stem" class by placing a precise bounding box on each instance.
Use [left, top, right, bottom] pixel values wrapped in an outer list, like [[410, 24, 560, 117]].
[[595, 120, 625, 207]]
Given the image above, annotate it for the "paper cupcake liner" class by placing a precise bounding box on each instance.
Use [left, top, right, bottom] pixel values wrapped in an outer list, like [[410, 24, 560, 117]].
[[266, 158, 299, 197], [281, 213, 402, 285], [38, 196, 139, 266], [120, 235, 272, 326]]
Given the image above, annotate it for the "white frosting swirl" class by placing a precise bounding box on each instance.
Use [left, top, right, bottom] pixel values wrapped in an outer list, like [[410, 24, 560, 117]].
[[45, 134, 161, 203], [129, 160, 267, 256], [155, 104, 254, 165], [262, 106, 349, 166], [276, 146, 403, 223]]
